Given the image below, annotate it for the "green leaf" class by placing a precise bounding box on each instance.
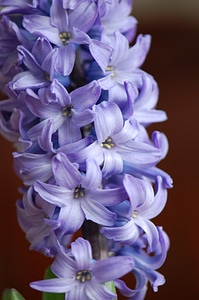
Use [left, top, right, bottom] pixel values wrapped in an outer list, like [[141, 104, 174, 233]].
[[42, 266, 65, 300], [105, 281, 118, 300], [1, 289, 25, 300]]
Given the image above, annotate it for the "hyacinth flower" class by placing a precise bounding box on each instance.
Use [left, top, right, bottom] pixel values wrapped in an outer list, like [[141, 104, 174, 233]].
[[10, 39, 59, 91], [34, 153, 119, 233], [16, 186, 62, 257], [25, 79, 101, 145], [22, 0, 112, 76], [0, 14, 30, 90], [101, 175, 167, 250], [0, 1, 172, 299], [113, 226, 170, 299], [99, 0, 137, 43], [30, 237, 135, 299]]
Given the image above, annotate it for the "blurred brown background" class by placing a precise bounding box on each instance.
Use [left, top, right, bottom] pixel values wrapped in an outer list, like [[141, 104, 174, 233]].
[[1, 1, 199, 299]]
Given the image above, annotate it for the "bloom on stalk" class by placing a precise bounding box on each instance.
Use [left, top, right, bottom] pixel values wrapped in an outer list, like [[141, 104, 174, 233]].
[[101, 175, 167, 250], [34, 153, 118, 233], [30, 237, 134, 299], [113, 226, 170, 299]]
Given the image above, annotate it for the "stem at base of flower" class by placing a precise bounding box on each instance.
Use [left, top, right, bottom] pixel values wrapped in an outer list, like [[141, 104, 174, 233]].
[[82, 220, 108, 260]]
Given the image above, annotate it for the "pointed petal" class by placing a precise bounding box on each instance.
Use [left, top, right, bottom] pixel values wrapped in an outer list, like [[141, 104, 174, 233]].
[[119, 141, 161, 165], [102, 150, 123, 177], [55, 44, 75, 76], [92, 256, 134, 282], [111, 31, 129, 65], [119, 34, 151, 70], [17, 45, 42, 73], [25, 89, 59, 118], [38, 119, 55, 153], [141, 176, 167, 219], [11, 71, 46, 90], [34, 180, 73, 207], [123, 174, 154, 216], [69, 1, 97, 32], [70, 80, 101, 110], [42, 79, 71, 107], [52, 152, 81, 188], [32, 37, 53, 65], [71, 237, 92, 270], [89, 39, 113, 71], [152, 131, 169, 160], [72, 109, 96, 127], [114, 275, 147, 299], [135, 217, 159, 252], [52, 247, 76, 277], [13, 152, 52, 185], [91, 186, 127, 206], [50, 0, 68, 32], [30, 278, 75, 293], [58, 202, 84, 234], [23, 15, 61, 45], [93, 101, 123, 142], [134, 109, 167, 126], [82, 198, 116, 226], [82, 158, 102, 190], [101, 220, 140, 244], [145, 269, 165, 292]]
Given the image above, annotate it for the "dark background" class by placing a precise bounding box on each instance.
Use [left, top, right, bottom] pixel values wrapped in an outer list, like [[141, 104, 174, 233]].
[[1, 3, 199, 299]]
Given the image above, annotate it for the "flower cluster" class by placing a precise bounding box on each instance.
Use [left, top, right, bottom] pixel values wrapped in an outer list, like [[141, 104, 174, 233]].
[[0, 1, 172, 299]]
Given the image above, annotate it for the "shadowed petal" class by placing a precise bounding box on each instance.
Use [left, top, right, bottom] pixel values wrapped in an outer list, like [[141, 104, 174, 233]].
[[102, 150, 123, 177], [141, 176, 167, 219], [55, 44, 76, 76], [82, 158, 102, 190], [135, 217, 159, 252], [91, 186, 127, 206], [101, 220, 140, 245], [58, 202, 85, 234], [82, 198, 116, 226]]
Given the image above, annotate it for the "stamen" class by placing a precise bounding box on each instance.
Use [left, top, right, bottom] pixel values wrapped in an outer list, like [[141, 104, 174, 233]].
[[132, 210, 138, 218], [106, 66, 114, 71], [100, 137, 114, 149], [45, 72, 50, 81], [76, 270, 92, 283], [59, 32, 71, 45], [74, 185, 85, 199], [62, 104, 73, 117], [105, 65, 115, 78]]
